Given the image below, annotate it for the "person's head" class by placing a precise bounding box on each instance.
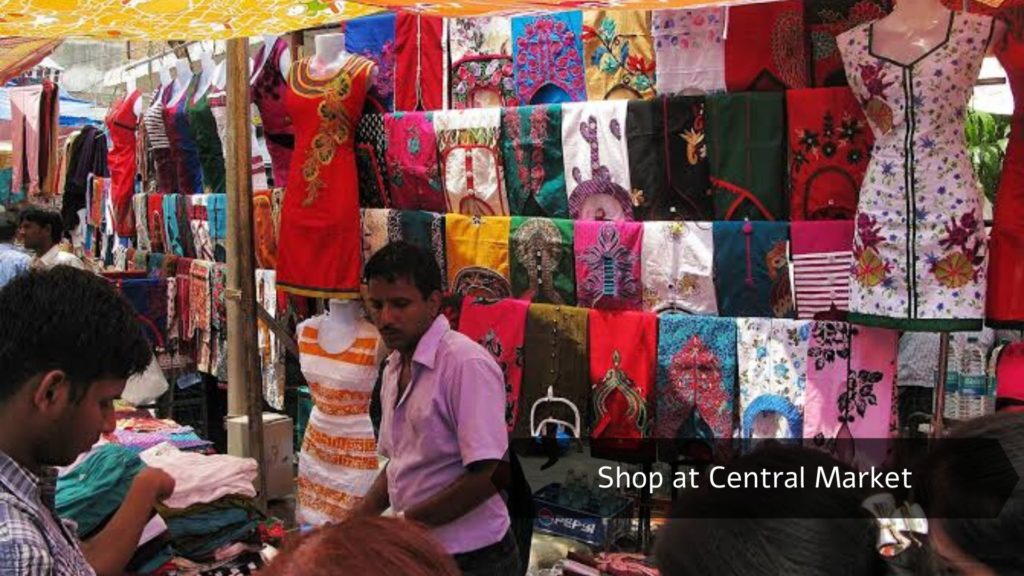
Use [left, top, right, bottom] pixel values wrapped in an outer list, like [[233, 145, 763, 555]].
[[657, 445, 883, 576], [0, 267, 152, 467], [916, 413, 1024, 575], [18, 206, 63, 253], [364, 241, 443, 354], [0, 212, 19, 244], [263, 517, 460, 576]]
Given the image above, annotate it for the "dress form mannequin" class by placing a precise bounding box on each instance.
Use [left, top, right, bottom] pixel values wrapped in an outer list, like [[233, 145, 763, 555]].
[[194, 49, 218, 101], [310, 32, 377, 83], [125, 75, 142, 115], [871, 0, 1005, 63], [169, 58, 194, 105], [318, 299, 362, 354], [158, 64, 173, 90]]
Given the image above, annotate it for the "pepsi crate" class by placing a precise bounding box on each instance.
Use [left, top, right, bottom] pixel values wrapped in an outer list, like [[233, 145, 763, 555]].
[[532, 483, 634, 548]]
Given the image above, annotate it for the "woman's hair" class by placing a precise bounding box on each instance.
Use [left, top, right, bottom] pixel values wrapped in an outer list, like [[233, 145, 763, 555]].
[[656, 445, 883, 576], [916, 412, 1024, 573], [261, 517, 461, 576]]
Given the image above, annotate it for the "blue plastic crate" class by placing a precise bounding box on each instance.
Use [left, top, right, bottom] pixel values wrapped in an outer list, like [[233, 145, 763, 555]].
[[532, 483, 634, 548]]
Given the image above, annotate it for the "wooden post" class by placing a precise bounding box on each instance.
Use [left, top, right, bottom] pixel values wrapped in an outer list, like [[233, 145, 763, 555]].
[[224, 37, 268, 511]]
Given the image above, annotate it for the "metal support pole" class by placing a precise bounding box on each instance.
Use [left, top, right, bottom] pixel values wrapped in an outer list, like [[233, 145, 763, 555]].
[[224, 37, 267, 511]]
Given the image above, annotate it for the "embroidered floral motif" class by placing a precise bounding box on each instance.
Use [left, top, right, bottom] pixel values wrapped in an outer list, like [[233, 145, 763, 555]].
[[512, 218, 567, 304], [858, 63, 895, 134], [582, 15, 656, 98], [359, 39, 395, 111], [771, 10, 809, 89], [767, 240, 794, 317], [594, 350, 649, 436], [930, 211, 985, 289], [478, 328, 518, 426], [513, 15, 587, 103], [667, 335, 728, 438], [853, 213, 892, 288], [807, 321, 851, 370], [453, 57, 519, 109], [505, 105, 550, 201], [453, 266, 512, 299], [295, 63, 359, 207]]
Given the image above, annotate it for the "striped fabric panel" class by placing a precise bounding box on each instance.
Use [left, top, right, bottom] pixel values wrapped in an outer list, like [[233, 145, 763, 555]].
[[793, 251, 852, 319]]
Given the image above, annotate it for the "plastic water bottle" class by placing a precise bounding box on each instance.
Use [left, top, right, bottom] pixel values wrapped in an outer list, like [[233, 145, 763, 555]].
[[941, 345, 961, 421], [986, 341, 1009, 415], [959, 337, 987, 420]]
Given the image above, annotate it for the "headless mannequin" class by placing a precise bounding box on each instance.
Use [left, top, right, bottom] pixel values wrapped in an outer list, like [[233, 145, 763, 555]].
[[318, 299, 363, 354], [193, 49, 218, 102], [251, 35, 293, 83], [125, 75, 142, 115], [310, 32, 377, 84], [871, 0, 1006, 64], [169, 58, 194, 106]]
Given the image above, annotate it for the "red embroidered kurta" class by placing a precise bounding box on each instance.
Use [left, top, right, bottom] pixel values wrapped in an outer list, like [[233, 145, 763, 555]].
[[277, 56, 375, 298], [724, 0, 808, 92], [395, 13, 444, 111], [458, 298, 529, 432]]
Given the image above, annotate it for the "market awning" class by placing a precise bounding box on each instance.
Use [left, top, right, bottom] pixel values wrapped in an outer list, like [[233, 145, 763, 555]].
[[0, 37, 62, 84]]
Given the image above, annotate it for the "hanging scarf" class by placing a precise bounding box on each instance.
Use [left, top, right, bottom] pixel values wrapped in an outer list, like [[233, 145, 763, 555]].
[[500, 104, 568, 218], [713, 221, 794, 318], [190, 260, 214, 374], [738, 318, 812, 442], [724, 0, 808, 91], [511, 12, 587, 104], [189, 195, 214, 262], [509, 216, 576, 306], [589, 309, 657, 451], [256, 269, 283, 410], [652, 7, 727, 95], [147, 193, 165, 254], [385, 112, 446, 212], [791, 220, 855, 320], [582, 10, 656, 101], [434, 108, 509, 216], [444, 214, 511, 299], [212, 263, 229, 382], [345, 12, 396, 113], [208, 193, 227, 263], [642, 221, 717, 315], [458, 298, 529, 431], [574, 220, 643, 310], [133, 193, 150, 252], [562, 101, 635, 221], [394, 12, 444, 112], [360, 208, 394, 267], [656, 314, 737, 461]]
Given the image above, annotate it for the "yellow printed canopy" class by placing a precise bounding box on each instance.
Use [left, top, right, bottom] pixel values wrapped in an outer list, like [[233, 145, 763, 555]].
[[0, 0, 761, 40]]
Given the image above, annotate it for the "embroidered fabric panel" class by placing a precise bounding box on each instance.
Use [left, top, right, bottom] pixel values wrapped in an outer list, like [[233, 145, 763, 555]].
[[509, 216, 576, 305], [355, 113, 390, 209], [805, 0, 890, 87], [458, 298, 529, 431], [445, 214, 512, 299], [360, 208, 393, 270], [582, 10, 657, 101], [393, 210, 449, 291], [804, 322, 897, 466], [791, 220, 855, 320], [712, 221, 794, 319], [737, 318, 811, 440], [253, 188, 284, 271], [787, 87, 873, 221], [500, 104, 568, 218], [724, 0, 808, 92], [345, 12, 397, 113], [641, 221, 717, 315], [256, 269, 284, 411], [385, 112, 446, 212], [448, 16, 516, 109], [518, 303, 590, 439], [706, 92, 787, 221], [395, 13, 444, 112], [589, 309, 657, 451], [574, 220, 643, 311], [656, 315, 736, 454], [147, 193, 165, 254], [434, 108, 510, 217], [511, 12, 587, 105], [652, 8, 727, 96], [562, 101, 635, 221]]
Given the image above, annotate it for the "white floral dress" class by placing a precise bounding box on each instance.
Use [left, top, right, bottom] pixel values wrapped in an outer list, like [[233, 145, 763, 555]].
[[839, 12, 993, 332]]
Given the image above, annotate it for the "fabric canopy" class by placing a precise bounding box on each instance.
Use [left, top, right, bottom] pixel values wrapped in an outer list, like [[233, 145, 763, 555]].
[[0, 0, 759, 40], [0, 37, 62, 85]]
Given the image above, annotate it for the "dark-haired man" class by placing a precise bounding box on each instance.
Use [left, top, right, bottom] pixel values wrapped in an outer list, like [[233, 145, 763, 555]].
[[18, 206, 84, 270], [0, 267, 174, 576], [352, 241, 519, 576], [0, 212, 30, 288]]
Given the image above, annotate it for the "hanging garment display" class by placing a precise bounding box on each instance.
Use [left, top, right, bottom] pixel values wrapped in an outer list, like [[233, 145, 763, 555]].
[[839, 12, 992, 331], [988, 25, 1024, 328], [448, 16, 518, 109], [511, 12, 587, 105], [175, 257, 194, 347], [713, 221, 794, 318], [212, 263, 229, 381], [517, 303, 590, 439], [251, 37, 295, 187], [185, 79, 227, 195], [207, 87, 269, 192], [355, 113, 390, 208], [805, 0, 890, 87], [656, 315, 736, 460], [434, 108, 509, 216], [8, 84, 44, 198], [253, 188, 283, 270], [396, 210, 448, 290], [651, 7, 726, 96], [574, 220, 643, 311], [500, 104, 568, 218], [385, 111, 446, 212], [208, 193, 227, 262], [588, 309, 657, 450], [346, 12, 397, 113], [395, 13, 444, 111], [62, 125, 108, 234], [791, 220, 855, 320], [256, 269, 284, 411], [804, 322, 897, 464], [444, 214, 512, 299], [706, 92, 787, 221], [458, 298, 529, 431], [582, 10, 656, 101], [187, 195, 212, 261], [162, 194, 184, 257], [106, 90, 141, 236], [143, 87, 178, 195], [562, 101, 635, 221], [190, 260, 214, 373], [787, 87, 874, 221], [39, 81, 60, 197], [509, 216, 576, 305], [296, 316, 382, 525], [738, 318, 812, 441], [641, 221, 716, 315], [628, 95, 712, 221], [133, 193, 150, 252], [162, 85, 204, 196], [147, 193, 166, 254], [276, 55, 376, 299], [360, 208, 394, 267], [724, 0, 808, 91]]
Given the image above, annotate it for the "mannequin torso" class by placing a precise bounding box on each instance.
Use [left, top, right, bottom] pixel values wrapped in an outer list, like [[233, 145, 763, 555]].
[[169, 59, 194, 106], [309, 32, 377, 83], [318, 299, 363, 354], [871, 0, 1005, 64]]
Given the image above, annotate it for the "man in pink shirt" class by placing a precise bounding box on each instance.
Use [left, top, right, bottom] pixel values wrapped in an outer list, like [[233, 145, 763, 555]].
[[354, 241, 519, 575]]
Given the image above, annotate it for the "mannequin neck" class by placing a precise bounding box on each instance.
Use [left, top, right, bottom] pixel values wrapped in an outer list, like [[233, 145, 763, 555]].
[[158, 65, 173, 88], [311, 32, 350, 77], [327, 299, 361, 326], [889, 0, 947, 25], [317, 299, 362, 354], [175, 59, 193, 83]]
